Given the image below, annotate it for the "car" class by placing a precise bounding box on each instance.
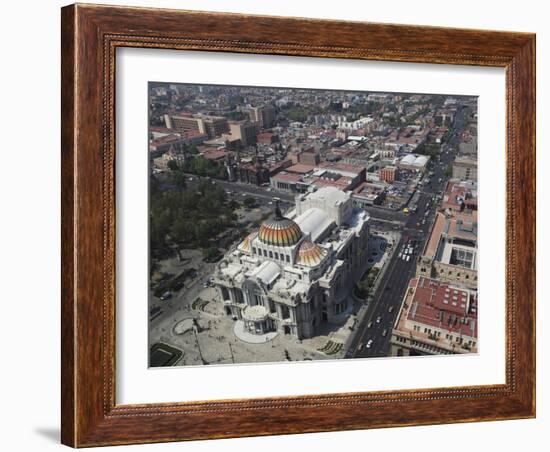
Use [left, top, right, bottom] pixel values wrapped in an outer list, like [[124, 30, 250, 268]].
[[366, 339, 374, 348], [388, 306, 394, 313], [376, 316, 382, 324], [357, 343, 364, 351], [406, 255, 411, 262], [159, 291, 172, 301], [382, 329, 388, 337], [202, 282, 209, 288], [367, 321, 373, 328]]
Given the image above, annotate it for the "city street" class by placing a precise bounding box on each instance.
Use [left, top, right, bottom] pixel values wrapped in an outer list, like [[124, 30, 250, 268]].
[[346, 106, 470, 358]]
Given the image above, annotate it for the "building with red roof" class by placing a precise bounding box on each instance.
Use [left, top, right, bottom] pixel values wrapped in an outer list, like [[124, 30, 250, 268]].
[[389, 277, 478, 356]]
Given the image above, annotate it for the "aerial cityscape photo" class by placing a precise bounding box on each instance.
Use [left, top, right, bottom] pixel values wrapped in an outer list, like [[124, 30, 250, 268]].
[[148, 83, 478, 367]]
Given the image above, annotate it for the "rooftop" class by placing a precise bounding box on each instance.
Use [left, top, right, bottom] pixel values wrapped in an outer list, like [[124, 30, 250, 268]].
[[405, 277, 477, 339]]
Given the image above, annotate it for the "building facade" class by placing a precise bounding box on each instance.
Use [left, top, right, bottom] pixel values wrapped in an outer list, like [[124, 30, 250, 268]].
[[249, 105, 276, 129], [379, 165, 398, 183], [229, 121, 258, 147], [213, 187, 370, 339], [164, 113, 229, 139]]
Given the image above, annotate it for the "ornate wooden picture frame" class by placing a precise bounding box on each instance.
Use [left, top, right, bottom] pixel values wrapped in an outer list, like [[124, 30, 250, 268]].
[[61, 3, 535, 447]]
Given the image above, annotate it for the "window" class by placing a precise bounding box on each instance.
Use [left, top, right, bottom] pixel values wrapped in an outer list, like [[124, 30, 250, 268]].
[[274, 252, 279, 260], [286, 255, 290, 263], [281, 305, 290, 319], [263, 249, 267, 257], [269, 251, 273, 258], [252, 247, 257, 254]]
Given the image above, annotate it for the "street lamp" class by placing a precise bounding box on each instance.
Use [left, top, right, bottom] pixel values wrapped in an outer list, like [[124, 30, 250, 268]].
[[192, 322, 208, 365]]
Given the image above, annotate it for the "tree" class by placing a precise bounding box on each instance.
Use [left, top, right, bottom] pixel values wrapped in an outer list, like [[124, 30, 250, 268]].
[[167, 169, 187, 189], [202, 247, 221, 262], [167, 159, 179, 171], [229, 200, 241, 210], [243, 196, 257, 209]]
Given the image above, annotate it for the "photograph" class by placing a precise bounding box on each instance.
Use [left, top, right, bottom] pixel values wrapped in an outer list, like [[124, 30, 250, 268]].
[[147, 83, 479, 367]]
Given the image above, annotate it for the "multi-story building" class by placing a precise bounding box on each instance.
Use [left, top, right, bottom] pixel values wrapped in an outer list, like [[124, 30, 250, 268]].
[[213, 188, 370, 339], [236, 162, 270, 185], [351, 181, 386, 207], [416, 211, 478, 289], [164, 113, 229, 139], [452, 156, 478, 181], [297, 148, 321, 166], [389, 276, 478, 356], [248, 105, 277, 128], [379, 165, 398, 183], [441, 179, 478, 214], [229, 120, 258, 147]]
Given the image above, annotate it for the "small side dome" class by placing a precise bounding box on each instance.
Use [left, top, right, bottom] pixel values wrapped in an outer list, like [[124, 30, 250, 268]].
[[296, 240, 326, 267], [238, 232, 257, 253]]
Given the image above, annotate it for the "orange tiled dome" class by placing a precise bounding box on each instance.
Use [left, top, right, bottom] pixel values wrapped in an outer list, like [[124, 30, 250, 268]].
[[296, 240, 325, 267], [258, 203, 302, 247]]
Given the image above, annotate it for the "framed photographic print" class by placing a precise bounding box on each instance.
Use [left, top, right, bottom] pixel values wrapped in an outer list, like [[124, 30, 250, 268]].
[[61, 3, 536, 447]]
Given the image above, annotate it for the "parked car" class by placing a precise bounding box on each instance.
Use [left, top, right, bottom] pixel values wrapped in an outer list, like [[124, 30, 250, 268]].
[[160, 291, 172, 301], [366, 339, 374, 348]]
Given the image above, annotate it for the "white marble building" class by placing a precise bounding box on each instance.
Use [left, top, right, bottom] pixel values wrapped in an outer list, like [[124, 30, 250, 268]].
[[213, 187, 370, 339]]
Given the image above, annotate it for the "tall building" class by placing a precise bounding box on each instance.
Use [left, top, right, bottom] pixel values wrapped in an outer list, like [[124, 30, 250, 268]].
[[249, 105, 276, 129], [213, 188, 370, 339], [229, 121, 258, 147], [389, 277, 478, 356]]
